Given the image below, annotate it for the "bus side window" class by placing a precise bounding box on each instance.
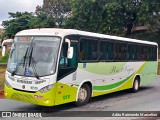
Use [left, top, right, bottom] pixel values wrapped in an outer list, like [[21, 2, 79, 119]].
[[80, 38, 98, 61], [128, 44, 138, 61], [59, 42, 77, 68], [153, 46, 157, 61], [58, 41, 78, 80], [59, 43, 68, 67], [99, 40, 114, 61]]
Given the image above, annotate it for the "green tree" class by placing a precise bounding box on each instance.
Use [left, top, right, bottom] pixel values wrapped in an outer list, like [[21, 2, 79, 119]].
[[2, 7, 56, 38], [66, 0, 160, 36], [2, 12, 33, 38], [43, 0, 72, 27], [29, 6, 55, 28]]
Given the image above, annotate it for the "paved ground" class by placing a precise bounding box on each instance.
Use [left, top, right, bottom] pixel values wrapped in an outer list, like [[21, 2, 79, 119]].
[[0, 76, 160, 120]]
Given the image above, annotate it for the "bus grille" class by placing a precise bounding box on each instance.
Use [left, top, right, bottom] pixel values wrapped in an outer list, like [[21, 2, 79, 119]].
[[11, 93, 38, 104]]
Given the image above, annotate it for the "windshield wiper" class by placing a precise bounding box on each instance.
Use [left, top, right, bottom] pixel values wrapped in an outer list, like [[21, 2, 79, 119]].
[[10, 48, 15, 58], [23, 47, 29, 67], [28, 47, 40, 79], [11, 47, 29, 76]]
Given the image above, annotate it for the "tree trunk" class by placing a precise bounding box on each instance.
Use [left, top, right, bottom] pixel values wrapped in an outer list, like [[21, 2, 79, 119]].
[[125, 22, 133, 37], [125, 12, 136, 37]]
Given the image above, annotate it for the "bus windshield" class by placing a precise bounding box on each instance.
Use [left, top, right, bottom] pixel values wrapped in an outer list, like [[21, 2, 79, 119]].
[[7, 36, 61, 77]]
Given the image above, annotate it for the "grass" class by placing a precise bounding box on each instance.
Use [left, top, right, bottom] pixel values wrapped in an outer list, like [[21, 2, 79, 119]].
[[0, 51, 9, 87], [0, 67, 5, 87], [158, 62, 160, 75], [0, 50, 9, 63], [0, 67, 6, 73], [0, 50, 9, 87], [0, 56, 8, 63]]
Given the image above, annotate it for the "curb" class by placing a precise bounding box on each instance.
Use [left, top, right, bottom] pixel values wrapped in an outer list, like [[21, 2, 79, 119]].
[[0, 63, 7, 67]]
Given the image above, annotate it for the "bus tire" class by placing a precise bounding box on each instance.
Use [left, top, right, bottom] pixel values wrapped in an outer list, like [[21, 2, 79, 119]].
[[75, 84, 91, 106], [131, 77, 140, 92]]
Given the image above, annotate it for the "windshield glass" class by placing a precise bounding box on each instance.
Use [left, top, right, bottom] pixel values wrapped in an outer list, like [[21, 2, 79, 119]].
[[7, 36, 61, 77]]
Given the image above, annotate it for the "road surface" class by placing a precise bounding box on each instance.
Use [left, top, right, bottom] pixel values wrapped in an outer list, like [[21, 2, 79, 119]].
[[0, 76, 160, 119]]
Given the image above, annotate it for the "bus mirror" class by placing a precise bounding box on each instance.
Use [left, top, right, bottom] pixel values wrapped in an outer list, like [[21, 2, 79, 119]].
[[67, 47, 73, 59], [65, 39, 71, 48], [65, 38, 73, 58]]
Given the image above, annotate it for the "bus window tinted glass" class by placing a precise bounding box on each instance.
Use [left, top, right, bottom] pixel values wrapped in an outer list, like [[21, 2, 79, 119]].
[[139, 45, 148, 60], [115, 42, 127, 61], [100, 40, 114, 60], [80, 38, 98, 61], [128, 44, 138, 60], [153, 47, 157, 60]]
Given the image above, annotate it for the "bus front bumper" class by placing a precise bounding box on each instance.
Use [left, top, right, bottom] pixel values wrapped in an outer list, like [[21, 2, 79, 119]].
[[4, 84, 56, 106]]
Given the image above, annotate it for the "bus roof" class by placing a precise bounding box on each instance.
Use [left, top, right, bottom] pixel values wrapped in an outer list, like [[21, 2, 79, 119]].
[[16, 28, 158, 46]]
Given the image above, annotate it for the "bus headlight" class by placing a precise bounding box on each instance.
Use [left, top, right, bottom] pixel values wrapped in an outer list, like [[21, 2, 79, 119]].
[[5, 80, 11, 88], [8, 75, 15, 81], [39, 84, 54, 93]]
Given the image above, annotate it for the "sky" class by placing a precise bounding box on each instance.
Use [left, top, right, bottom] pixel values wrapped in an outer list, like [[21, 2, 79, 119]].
[[0, 0, 43, 28]]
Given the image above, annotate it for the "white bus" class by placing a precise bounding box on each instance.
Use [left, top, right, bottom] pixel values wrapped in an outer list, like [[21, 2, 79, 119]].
[[4, 28, 158, 106]]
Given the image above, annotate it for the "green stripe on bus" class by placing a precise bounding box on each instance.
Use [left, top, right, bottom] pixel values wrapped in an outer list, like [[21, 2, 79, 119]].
[[93, 73, 134, 91]]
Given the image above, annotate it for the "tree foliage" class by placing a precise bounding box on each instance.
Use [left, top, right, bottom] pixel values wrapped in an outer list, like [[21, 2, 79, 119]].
[[29, 6, 55, 28], [2, 0, 160, 38], [2, 6, 55, 38], [66, 0, 160, 36], [43, 0, 72, 27], [2, 12, 32, 38]]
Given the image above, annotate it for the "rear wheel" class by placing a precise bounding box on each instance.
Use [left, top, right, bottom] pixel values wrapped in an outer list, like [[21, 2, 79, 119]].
[[75, 84, 91, 106], [131, 77, 140, 92]]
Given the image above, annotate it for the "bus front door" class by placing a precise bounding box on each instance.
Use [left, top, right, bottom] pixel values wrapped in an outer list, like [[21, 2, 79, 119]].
[[55, 42, 78, 105]]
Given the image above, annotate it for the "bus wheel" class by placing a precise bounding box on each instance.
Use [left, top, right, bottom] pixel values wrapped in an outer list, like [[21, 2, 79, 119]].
[[75, 84, 91, 106], [131, 77, 140, 92]]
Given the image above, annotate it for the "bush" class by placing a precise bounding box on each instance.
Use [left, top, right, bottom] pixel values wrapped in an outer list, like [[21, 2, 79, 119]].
[[0, 56, 8, 63], [0, 50, 9, 63]]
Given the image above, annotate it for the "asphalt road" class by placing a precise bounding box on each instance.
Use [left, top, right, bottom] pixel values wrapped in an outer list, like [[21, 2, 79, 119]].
[[0, 76, 160, 119]]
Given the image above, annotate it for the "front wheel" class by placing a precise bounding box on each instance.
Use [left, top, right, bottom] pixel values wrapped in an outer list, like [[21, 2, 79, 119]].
[[131, 78, 140, 92], [75, 84, 91, 106]]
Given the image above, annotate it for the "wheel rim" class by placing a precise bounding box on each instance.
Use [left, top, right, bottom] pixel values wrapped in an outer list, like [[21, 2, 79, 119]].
[[134, 80, 139, 90], [78, 87, 87, 102]]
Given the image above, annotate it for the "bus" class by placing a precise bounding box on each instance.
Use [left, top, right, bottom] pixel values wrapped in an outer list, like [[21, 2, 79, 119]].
[[4, 28, 158, 106]]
